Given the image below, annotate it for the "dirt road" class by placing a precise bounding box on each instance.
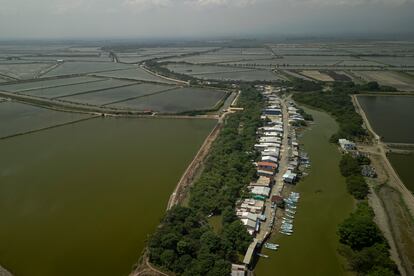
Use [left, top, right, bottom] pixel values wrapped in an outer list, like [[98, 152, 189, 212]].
[[353, 95, 414, 275]]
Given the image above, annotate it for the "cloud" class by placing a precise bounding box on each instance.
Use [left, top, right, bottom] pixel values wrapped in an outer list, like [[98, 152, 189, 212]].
[[186, 0, 257, 7], [123, 0, 173, 10]]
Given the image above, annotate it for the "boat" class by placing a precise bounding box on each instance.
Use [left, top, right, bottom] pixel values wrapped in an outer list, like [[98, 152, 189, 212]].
[[257, 253, 269, 258], [264, 243, 279, 250]]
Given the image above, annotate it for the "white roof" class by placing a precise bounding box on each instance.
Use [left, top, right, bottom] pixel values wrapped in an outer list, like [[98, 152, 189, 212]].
[[262, 156, 278, 163], [241, 218, 257, 229], [250, 186, 271, 196]]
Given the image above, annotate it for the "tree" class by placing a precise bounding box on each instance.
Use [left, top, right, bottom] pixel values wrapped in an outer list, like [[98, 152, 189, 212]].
[[349, 243, 398, 274], [222, 206, 237, 225], [346, 175, 369, 199], [338, 203, 384, 250], [340, 154, 361, 177]]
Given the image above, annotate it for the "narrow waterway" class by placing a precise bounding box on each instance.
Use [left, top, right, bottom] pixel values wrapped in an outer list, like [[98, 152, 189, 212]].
[[255, 107, 354, 276], [0, 117, 216, 276]]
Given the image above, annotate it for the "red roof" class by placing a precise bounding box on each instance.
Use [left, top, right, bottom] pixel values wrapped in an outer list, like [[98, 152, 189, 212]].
[[271, 195, 284, 203], [258, 162, 278, 168]]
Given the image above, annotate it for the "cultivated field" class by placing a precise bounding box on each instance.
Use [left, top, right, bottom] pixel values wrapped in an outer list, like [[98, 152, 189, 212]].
[[299, 70, 334, 82], [0, 63, 55, 79], [44, 62, 132, 77], [93, 68, 179, 84], [193, 70, 283, 82], [0, 76, 99, 92], [21, 79, 136, 99], [61, 83, 174, 106], [0, 101, 91, 138], [354, 71, 414, 91], [109, 87, 226, 113]]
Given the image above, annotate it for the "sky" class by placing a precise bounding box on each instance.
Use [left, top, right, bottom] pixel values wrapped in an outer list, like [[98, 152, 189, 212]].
[[0, 0, 413, 39]]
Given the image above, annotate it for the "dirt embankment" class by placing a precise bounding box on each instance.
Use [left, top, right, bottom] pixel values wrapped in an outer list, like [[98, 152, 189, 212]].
[[166, 121, 222, 210], [353, 95, 414, 275], [0, 266, 13, 276]]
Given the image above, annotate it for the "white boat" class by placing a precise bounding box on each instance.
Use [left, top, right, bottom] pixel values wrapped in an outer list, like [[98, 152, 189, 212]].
[[257, 253, 269, 258]]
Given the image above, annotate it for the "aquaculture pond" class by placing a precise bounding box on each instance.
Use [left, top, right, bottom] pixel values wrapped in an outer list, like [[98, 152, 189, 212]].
[[388, 153, 414, 194], [0, 117, 216, 276], [0, 101, 92, 139], [357, 95, 414, 144], [255, 107, 354, 276]]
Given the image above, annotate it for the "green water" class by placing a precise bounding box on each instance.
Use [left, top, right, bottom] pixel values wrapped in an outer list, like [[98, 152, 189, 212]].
[[0, 117, 216, 276], [255, 107, 354, 276], [357, 95, 414, 143], [388, 153, 414, 194]]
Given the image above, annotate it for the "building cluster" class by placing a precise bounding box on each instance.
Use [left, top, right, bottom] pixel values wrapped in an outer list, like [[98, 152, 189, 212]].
[[338, 138, 356, 152], [338, 138, 377, 178], [235, 87, 285, 236]]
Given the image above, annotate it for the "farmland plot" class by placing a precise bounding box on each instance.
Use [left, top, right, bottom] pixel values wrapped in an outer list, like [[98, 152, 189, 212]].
[[193, 70, 283, 82], [355, 71, 414, 91], [44, 62, 132, 77], [93, 68, 179, 84], [363, 56, 414, 67], [162, 53, 271, 64], [0, 101, 91, 138], [165, 63, 254, 75], [0, 76, 100, 92], [61, 83, 174, 106], [109, 87, 226, 113], [300, 70, 334, 82], [0, 63, 55, 79], [22, 79, 136, 99], [22, 55, 112, 62]]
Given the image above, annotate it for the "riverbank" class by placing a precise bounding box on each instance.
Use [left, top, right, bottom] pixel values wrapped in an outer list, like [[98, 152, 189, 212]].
[[166, 120, 221, 210], [254, 106, 354, 276], [353, 95, 414, 216], [353, 95, 414, 275], [0, 265, 12, 276]]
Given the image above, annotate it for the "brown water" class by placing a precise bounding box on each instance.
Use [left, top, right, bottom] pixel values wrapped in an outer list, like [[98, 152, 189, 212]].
[[0, 117, 216, 276], [357, 95, 414, 143], [255, 107, 354, 276], [388, 153, 414, 194]]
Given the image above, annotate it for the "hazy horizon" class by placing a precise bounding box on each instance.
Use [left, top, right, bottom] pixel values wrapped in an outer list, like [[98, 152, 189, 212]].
[[1, 0, 414, 40]]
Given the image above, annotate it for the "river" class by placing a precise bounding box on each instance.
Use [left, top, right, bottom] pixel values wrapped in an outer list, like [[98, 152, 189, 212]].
[[255, 107, 354, 276], [0, 117, 216, 276]]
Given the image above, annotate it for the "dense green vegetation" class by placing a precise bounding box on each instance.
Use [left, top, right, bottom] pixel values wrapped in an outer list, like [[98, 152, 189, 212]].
[[293, 82, 367, 142], [339, 154, 369, 199], [147, 86, 264, 275], [360, 81, 398, 92], [293, 81, 397, 142], [338, 202, 399, 275], [337, 154, 397, 274], [291, 79, 323, 92]]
